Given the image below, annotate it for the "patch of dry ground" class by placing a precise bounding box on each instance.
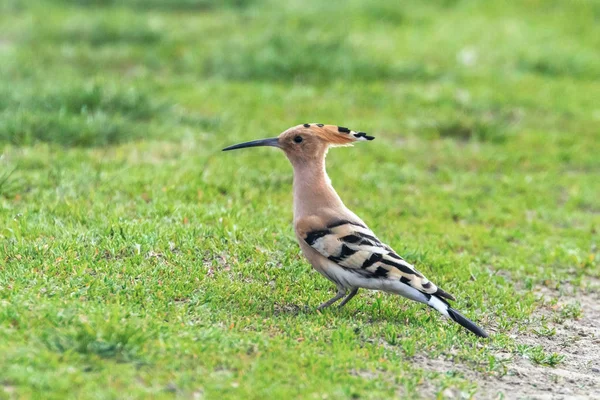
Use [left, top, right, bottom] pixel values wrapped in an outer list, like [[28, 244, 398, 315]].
[[420, 281, 600, 399]]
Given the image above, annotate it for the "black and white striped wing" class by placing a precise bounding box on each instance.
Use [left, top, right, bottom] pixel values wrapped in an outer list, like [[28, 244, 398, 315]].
[[304, 220, 455, 301]]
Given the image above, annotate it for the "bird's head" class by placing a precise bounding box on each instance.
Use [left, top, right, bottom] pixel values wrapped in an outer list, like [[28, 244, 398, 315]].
[[222, 123, 374, 165]]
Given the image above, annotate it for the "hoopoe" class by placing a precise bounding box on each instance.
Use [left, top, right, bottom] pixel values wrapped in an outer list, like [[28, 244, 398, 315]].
[[223, 123, 488, 338]]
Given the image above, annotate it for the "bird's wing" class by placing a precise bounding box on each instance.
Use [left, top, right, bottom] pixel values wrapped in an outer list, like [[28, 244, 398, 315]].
[[304, 219, 455, 301]]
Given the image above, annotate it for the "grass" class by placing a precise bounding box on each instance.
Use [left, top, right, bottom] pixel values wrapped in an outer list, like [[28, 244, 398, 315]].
[[1, 0, 599, 398], [515, 345, 565, 367]]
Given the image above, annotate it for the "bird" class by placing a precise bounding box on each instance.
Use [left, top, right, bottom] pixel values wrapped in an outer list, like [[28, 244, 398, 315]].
[[223, 123, 488, 338]]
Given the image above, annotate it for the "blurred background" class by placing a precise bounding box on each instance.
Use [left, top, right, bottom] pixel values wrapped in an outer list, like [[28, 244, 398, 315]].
[[1, 0, 599, 398], [2, 0, 599, 147]]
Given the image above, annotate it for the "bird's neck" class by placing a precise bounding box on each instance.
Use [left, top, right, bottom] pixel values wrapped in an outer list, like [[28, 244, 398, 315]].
[[291, 156, 345, 220]]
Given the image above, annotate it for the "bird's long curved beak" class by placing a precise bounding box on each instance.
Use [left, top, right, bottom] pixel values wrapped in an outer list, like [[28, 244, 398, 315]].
[[222, 137, 280, 151]]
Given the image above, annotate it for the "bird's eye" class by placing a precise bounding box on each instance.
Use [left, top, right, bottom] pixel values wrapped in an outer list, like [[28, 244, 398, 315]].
[[294, 136, 303, 143]]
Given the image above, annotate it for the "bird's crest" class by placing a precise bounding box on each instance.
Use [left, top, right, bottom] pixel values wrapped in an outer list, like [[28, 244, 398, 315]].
[[300, 123, 374, 146]]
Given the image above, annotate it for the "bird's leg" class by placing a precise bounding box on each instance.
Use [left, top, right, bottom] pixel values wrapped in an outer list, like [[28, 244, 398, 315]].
[[337, 287, 359, 309], [317, 288, 346, 310]]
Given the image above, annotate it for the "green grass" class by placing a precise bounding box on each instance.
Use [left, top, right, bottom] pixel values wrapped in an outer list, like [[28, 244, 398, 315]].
[[1, 0, 599, 398]]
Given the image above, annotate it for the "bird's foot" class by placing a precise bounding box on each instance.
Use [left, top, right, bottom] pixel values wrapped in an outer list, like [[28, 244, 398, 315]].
[[337, 288, 359, 309], [317, 288, 360, 311], [317, 289, 346, 311]]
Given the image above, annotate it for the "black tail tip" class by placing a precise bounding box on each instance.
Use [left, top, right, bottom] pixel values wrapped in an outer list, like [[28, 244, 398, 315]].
[[447, 307, 489, 338]]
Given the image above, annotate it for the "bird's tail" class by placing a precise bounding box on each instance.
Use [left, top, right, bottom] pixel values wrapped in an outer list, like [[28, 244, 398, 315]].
[[427, 295, 488, 338]]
